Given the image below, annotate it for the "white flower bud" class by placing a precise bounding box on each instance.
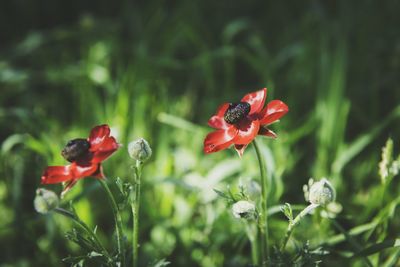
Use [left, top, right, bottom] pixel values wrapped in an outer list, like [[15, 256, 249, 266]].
[[320, 202, 343, 218], [232, 200, 256, 220], [34, 188, 59, 214], [308, 178, 335, 206], [128, 138, 152, 162]]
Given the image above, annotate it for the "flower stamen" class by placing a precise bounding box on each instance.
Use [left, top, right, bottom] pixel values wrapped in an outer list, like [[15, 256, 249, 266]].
[[224, 102, 251, 124], [61, 138, 91, 162]]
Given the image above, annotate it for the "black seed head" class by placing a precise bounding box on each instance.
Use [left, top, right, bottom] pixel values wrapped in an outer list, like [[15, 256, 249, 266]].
[[61, 138, 90, 162], [224, 102, 251, 124]]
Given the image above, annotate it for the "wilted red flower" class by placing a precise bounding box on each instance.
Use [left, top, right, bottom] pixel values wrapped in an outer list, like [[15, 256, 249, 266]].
[[204, 88, 288, 156], [41, 124, 119, 196]]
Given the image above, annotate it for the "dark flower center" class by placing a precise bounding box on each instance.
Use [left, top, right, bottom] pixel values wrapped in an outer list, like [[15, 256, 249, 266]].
[[61, 138, 91, 162], [224, 102, 251, 124]]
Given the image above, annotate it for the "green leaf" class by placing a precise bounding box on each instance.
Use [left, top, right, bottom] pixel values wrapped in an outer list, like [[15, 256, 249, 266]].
[[1, 133, 26, 154], [281, 203, 293, 222], [332, 105, 400, 175], [321, 221, 377, 246], [352, 239, 400, 258], [213, 189, 229, 200]]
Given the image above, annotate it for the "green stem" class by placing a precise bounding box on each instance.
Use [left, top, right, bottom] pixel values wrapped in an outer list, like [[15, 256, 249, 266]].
[[280, 203, 319, 251], [54, 207, 112, 264], [99, 179, 125, 267], [252, 139, 269, 265], [132, 161, 143, 267], [245, 223, 259, 266]]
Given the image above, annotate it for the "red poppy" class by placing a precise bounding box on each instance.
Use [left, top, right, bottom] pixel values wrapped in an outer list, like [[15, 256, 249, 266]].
[[204, 88, 288, 156], [41, 124, 120, 196]]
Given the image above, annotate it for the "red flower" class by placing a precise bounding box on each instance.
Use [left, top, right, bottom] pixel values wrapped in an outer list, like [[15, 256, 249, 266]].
[[41, 124, 120, 196], [204, 88, 288, 156]]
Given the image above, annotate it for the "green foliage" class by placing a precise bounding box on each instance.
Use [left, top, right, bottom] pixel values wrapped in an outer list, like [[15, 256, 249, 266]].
[[281, 203, 293, 223], [1, 0, 400, 266]]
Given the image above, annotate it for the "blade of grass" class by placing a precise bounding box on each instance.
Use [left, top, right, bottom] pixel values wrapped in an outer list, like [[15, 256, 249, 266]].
[[352, 239, 400, 258]]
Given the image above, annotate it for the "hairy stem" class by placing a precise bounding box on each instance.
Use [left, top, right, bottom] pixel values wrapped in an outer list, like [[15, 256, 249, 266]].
[[253, 139, 269, 265], [54, 207, 112, 265], [132, 161, 143, 267], [99, 179, 125, 267], [280, 203, 319, 251]]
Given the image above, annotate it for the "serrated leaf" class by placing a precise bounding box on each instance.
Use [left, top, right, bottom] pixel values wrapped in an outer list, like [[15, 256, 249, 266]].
[[281, 203, 293, 222], [213, 189, 229, 199]]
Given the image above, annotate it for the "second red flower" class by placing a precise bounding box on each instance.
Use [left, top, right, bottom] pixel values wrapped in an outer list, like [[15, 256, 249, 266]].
[[204, 88, 288, 156]]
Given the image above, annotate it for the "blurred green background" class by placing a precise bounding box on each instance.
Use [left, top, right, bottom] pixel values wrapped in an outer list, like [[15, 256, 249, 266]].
[[1, 0, 400, 266]]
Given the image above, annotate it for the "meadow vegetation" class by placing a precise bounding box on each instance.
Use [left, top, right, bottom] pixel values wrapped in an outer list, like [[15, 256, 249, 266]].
[[1, 1, 400, 266]]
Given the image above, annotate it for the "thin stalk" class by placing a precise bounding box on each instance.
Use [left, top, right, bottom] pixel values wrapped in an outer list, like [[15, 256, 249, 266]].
[[252, 139, 269, 265], [99, 179, 125, 267], [54, 207, 112, 264], [245, 223, 259, 266], [280, 203, 319, 251], [132, 161, 143, 267]]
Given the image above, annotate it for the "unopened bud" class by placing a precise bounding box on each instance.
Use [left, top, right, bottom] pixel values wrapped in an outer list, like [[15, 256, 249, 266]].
[[128, 138, 152, 162], [232, 200, 256, 220], [34, 188, 59, 214], [308, 178, 335, 206]]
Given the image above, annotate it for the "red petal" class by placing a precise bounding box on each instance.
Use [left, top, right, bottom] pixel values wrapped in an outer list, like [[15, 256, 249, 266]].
[[259, 127, 277, 138], [60, 163, 103, 197], [88, 124, 111, 151], [259, 100, 289, 125], [70, 163, 99, 178], [234, 144, 248, 157], [241, 88, 267, 115], [41, 165, 73, 184], [203, 127, 238, 153], [233, 119, 260, 145], [91, 136, 119, 163], [208, 103, 230, 129]]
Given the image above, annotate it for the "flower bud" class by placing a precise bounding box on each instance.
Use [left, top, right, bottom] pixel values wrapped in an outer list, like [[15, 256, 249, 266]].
[[34, 188, 59, 214], [320, 202, 343, 218], [128, 138, 152, 162], [232, 200, 256, 220], [308, 178, 335, 206]]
